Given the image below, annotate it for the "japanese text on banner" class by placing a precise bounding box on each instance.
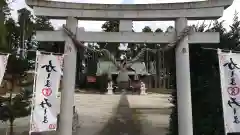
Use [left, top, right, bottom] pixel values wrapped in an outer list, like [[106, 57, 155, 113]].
[[218, 51, 240, 134], [30, 53, 63, 133]]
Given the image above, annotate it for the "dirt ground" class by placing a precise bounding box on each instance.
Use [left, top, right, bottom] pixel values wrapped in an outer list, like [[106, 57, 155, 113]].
[[0, 92, 172, 135]]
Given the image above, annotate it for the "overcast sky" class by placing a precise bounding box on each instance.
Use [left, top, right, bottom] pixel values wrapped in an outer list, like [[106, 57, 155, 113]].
[[9, 0, 240, 32]]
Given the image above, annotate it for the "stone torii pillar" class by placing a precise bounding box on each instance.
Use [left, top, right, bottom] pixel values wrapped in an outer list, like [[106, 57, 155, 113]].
[[175, 17, 193, 135], [59, 16, 78, 135]]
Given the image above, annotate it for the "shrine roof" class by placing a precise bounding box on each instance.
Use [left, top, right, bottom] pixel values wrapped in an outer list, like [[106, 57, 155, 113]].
[[96, 61, 149, 75]]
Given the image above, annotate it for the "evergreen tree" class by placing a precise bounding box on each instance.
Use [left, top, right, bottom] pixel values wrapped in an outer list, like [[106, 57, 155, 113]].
[[168, 13, 240, 135], [0, 6, 34, 135], [0, 88, 32, 135], [0, 0, 10, 50], [34, 16, 55, 52], [155, 28, 163, 33], [0, 5, 54, 134], [99, 20, 120, 57]]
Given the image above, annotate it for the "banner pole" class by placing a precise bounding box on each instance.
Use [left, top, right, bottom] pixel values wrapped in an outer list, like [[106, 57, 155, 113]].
[[29, 51, 40, 134]]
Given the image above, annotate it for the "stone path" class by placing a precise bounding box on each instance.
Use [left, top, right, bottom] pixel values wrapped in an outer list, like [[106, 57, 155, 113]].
[[0, 93, 172, 135], [127, 94, 172, 135], [73, 94, 121, 135], [98, 93, 141, 135]]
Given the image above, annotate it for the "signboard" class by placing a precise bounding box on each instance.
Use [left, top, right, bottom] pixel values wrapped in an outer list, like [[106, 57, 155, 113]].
[[87, 76, 96, 83]]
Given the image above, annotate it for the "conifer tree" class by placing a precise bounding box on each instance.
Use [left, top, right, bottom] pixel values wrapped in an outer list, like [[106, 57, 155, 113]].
[[168, 12, 240, 135]]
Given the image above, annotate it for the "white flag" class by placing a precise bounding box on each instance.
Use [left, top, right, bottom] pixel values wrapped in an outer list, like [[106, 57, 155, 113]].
[[0, 54, 9, 85], [218, 50, 240, 134], [30, 52, 64, 133]]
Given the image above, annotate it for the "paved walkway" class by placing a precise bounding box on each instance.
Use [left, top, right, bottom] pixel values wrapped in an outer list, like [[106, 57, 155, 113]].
[[0, 93, 172, 135]]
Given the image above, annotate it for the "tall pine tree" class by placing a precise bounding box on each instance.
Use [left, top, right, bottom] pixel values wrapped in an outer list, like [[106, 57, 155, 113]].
[[168, 12, 240, 135]]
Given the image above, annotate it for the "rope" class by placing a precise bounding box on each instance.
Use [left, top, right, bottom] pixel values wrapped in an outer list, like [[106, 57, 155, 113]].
[[62, 24, 195, 68], [127, 26, 194, 66], [126, 48, 155, 67]]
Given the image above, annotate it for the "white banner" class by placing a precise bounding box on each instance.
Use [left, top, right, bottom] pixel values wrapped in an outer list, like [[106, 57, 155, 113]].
[[0, 54, 9, 85], [30, 52, 64, 133], [218, 49, 240, 134]]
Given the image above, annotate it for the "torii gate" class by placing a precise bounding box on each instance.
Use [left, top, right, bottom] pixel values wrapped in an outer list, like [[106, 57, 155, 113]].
[[26, 0, 233, 135]]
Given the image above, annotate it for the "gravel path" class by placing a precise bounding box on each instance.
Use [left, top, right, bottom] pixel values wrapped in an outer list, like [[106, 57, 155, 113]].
[[98, 93, 141, 135], [0, 93, 171, 135], [127, 94, 172, 135], [74, 94, 121, 135]]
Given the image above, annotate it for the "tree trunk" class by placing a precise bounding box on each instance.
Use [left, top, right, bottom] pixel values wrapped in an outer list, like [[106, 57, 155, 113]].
[[8, 77, 14, 135], [9, 119, 14, 135]]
